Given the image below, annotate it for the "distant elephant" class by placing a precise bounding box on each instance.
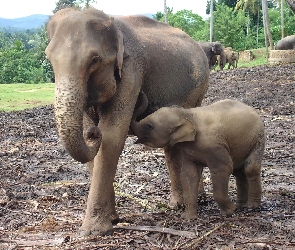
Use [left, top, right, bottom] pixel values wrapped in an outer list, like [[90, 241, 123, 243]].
[[132, 99, 265, 219], [197, 41, 225, 70], [45, 8, 209, 236], [219, 48, 239, 69], [213, 54, 226, 70], [275, 35, 295, 50]]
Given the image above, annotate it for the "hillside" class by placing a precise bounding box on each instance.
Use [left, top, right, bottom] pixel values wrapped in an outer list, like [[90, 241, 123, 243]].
[[0, 14, 50, 30]]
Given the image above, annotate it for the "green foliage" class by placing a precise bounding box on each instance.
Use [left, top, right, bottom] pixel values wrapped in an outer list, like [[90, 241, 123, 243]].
[[268, 4, 295, 44], [0, 46, 44, 84], [75, 0, 97, 8], [0, 27, 54, 84], [218, 0, 238, 8], [213, 4, 248, 49], [153, 12, 164, 21], [193, 21, 211, 41], [53, 0, 78, 13], [168, 10, 205, 39]]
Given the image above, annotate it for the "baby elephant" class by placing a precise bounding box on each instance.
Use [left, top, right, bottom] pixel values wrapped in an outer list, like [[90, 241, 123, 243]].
[[132, 99, 265, 219]]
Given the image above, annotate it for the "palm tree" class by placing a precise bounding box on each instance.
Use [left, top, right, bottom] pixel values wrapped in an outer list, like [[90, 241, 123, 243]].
[[235, 0, 259, 36], [235, 0, 261, 47], [262, 0, 274, 52]]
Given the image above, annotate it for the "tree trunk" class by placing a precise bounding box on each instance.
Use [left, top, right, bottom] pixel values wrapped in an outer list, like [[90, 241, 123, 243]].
[[285, 0, 295, 13], [262, 0, 269, 58], [256, 8, 260, 48], [281, 0, 285, 38], [246, 10, 250, 38], [262, 0, 274, 50], [164, 0, 168, 23], [210, 0, 214, 42]]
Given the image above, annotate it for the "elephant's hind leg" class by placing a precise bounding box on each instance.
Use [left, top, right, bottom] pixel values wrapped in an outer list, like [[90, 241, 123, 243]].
[[244, 132, 264, 209], [244, 151, 263, 209], [207, 150, 236, 216], [233, 168, 249, 209]]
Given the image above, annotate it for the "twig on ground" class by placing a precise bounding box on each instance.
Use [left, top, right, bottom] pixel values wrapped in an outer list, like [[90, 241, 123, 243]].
[[114, 225, 196, 238], [176, 221, 226, 249], [115, 191, 154, 211], [236, 241, 295, 246]]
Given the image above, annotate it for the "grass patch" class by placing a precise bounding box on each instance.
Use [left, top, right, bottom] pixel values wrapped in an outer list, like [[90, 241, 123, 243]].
[[238, 48, 268, 68], [0, 83, 54, 112]]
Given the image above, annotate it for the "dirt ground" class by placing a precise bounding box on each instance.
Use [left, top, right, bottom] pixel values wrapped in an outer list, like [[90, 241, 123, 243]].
[[0, 64, 294, 249]]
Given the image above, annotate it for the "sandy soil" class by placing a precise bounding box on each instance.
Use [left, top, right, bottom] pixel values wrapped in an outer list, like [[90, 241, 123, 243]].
[[0, 64, 294, 249]]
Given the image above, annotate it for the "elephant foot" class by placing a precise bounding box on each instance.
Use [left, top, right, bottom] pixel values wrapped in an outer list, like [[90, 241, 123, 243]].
[[170, 191, 183, 208], [79, 216, 114, 237], [236, 201, 247, 209], [247, 200, 261, 209], [181, 206, 198, 220], [220, 204, 236, 217]]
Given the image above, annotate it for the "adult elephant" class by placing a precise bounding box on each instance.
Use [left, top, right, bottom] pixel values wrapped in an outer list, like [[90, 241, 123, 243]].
[[197, 41, 224, 70], [45, 8, 209, 236], [275, 35, 295, 50]]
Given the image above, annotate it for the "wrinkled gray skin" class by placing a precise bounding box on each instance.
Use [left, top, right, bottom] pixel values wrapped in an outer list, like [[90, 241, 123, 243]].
[[45, 8, 209, 236], [197, 41, 224, 70], [132, 99, 265, 219], [276, 35, 295, 50]]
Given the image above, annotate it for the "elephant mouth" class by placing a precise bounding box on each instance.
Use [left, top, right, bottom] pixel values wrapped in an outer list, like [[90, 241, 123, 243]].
[[135, 136, 163, 148], [84, 126, 102, 142], [135, 136, 150, 145]]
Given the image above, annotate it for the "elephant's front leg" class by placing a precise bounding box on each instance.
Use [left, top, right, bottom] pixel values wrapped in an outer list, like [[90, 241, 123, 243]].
[[80, 92, 139, 236], [86, 160, 119, 224], [180, 155, 202, 220], [164, 145, 183, 207], [80, 130, 124, 236]]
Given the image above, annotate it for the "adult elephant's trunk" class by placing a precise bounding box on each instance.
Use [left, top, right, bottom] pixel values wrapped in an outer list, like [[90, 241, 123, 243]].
[[54, 75, 101, 164]]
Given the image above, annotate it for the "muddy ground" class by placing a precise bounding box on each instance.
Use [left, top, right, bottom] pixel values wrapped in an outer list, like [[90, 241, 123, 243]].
[[0, 64, 294, 249]]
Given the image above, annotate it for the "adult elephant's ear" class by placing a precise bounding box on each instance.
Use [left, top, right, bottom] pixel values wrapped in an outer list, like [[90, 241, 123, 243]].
[[116, 28, 124, 78]]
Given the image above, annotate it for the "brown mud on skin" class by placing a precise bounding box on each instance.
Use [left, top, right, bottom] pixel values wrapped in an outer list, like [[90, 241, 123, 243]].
[[0, 64, 294, 249]]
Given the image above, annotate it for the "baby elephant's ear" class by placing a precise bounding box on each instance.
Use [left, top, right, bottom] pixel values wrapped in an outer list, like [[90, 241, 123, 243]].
[[169, 117, 196, 146]]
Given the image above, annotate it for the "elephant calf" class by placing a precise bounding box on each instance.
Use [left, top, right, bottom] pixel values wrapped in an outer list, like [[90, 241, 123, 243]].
[[132, 99, 265, 219], [219, 48, 239, 70]]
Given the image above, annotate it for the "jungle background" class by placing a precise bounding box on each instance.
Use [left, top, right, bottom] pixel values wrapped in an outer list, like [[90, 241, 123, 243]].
[[0, 0, 295, 84]]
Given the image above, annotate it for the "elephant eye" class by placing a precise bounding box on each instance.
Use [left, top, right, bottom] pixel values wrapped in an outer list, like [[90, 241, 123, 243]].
[[147, 123, 154, 130], [91, 56, 101, 65]]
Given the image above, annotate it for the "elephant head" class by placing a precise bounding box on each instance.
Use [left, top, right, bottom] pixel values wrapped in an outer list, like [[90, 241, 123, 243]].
[[211, 42, 223, 55], [45, 8, 124, 163], [132, 107, 196, 148]]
